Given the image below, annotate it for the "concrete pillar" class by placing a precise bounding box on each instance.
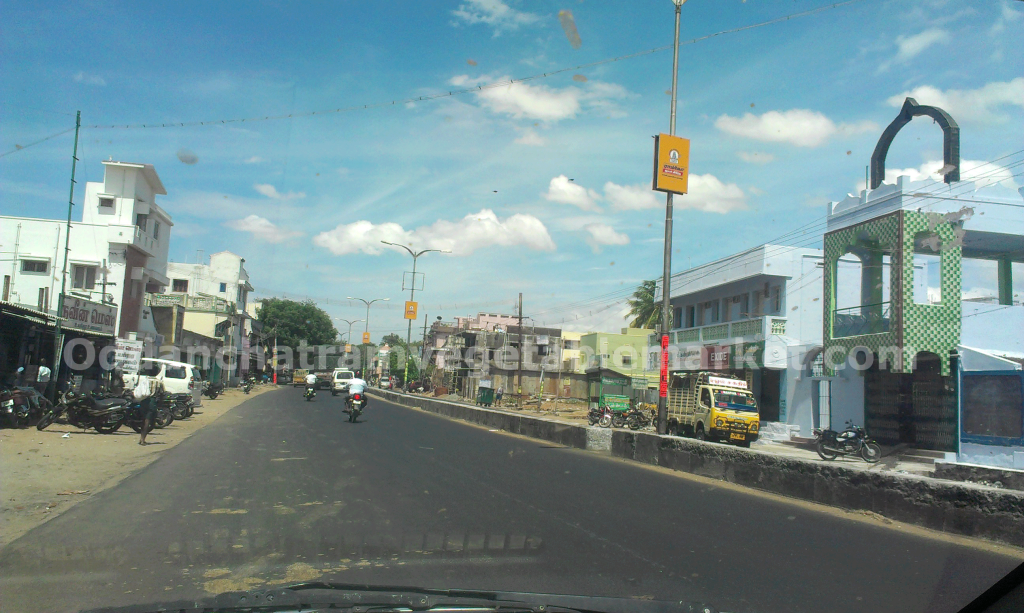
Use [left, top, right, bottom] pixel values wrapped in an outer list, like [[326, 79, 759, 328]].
[[997, 257, 1013, 306]]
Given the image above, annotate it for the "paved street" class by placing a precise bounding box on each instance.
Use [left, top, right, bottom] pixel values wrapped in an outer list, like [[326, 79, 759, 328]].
[[1, 388, 1019, 613]]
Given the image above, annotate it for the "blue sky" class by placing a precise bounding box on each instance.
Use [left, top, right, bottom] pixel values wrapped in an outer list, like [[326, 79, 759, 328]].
[[2, 0, 1022, 339]]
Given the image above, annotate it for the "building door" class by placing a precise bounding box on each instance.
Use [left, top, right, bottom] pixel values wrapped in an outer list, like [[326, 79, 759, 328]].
[[759, 368, 782, 422]]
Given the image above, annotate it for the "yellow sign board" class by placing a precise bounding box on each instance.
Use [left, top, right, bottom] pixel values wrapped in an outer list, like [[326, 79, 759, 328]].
[[653, 133, 690, 195], [404, 301, 418, 320], [362, 331, 371, 344], [345, 343, 352, 353]]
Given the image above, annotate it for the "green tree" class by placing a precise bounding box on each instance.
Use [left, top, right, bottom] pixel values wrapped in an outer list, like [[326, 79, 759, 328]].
[[256, 298, 338, 348], [626, 279, 663, 329], [381, 333, 405, 348]]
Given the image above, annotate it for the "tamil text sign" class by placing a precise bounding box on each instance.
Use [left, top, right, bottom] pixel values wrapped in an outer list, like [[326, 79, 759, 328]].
[[115, 339, 144, 373], [61, 296, 117, 336]]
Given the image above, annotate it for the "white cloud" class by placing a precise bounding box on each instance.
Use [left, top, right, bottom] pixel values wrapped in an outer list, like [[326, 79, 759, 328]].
[[254, 183, 306, 200], [680, 174, 748, 214], [857, 159, 1019, 191], [244, 156, 263, 164], [451, 0, 539, 33], [715, 110, 877, 147], [582, 223, 630, 253], [544, 175, 602, 211], [894, 28, 950, 63], [450, 74, 629, 122], [603, 181, 660, 210], [73, 71, 106, 86], [514, 129, 546, 146], [737, 151, 775, 164], [991, 2, 1023, 34], [887, 78, 1024, 123], [225, 215, 303, 243], [314, 209, 555, 257]]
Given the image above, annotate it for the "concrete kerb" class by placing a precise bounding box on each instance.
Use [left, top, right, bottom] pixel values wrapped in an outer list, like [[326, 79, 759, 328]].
[[370, 390, 1024, 547]]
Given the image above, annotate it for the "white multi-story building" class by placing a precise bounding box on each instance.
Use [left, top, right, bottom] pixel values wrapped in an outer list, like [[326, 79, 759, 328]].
[[0, 160, 172, 344], [151, 251, 253, 383], [655, 244, 825, 435]]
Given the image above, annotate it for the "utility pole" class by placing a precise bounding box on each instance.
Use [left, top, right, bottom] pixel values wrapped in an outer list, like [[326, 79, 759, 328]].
[[420, 313, 429, 363], [657, 1, 685, 435], [517, 292, 523, 406], [50, 110, 81, 402]]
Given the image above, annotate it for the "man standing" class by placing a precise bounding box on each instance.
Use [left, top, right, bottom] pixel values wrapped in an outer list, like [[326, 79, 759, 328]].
[[496, 385, 504, 405], [35, 359, 51, 396]]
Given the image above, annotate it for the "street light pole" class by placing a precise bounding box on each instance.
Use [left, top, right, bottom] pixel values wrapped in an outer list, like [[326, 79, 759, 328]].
[[380, 242, 450, 389], [346, 297, 388, 378], [334, 317, 363, 370], [658, 0, 685, 435]]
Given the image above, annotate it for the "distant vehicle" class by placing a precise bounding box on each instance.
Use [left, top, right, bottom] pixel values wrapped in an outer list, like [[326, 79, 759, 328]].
[[292, 369, 309, 387], [123, 358, 203, 408], [331, 369, 355, 396], [379, 378, 392, 389], [667, 371, 759, 447]]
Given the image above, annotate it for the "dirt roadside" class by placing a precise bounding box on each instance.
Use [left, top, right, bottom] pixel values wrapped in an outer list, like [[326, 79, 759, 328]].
[[0, 384, 278, 548]]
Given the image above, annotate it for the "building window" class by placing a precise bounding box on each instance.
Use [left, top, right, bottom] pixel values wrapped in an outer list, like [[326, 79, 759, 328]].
[[135, 213, 148, 232], [172, 279, 189, 293], [72, 265, 97, 290], [37, 287, 49, 311], [21, 259, 49, 274], [673, 306, 682, 329], [913, 232, 943, 304], [2, 275, 9, 301], [770, 286, 782, 314], [703, 300, 720, 324], [99, 196, 114, 209], [752, 291, 763, 316], [685, 305, 695, 328], [622, 354, 632, 367], [219, 282, 227, 293], [152, 220, 161, 240]]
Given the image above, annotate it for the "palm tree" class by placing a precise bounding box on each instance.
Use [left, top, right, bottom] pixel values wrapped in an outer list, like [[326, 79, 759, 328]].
[[626, 280, 663, 329]]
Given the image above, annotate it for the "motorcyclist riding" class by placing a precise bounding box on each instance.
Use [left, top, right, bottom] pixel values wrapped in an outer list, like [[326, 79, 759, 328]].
[[345, 376, 367, 410], [304, 372, 317, 396]]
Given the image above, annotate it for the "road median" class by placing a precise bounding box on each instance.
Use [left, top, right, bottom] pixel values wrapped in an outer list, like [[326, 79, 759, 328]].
[[371, 388, 1024, 548]]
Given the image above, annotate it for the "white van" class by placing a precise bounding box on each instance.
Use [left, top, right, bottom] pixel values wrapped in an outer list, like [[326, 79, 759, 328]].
[[332, 369, 355, 396], [124, 358, 204, 407]]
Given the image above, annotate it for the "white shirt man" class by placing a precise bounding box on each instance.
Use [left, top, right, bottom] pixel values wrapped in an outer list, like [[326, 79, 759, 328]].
[[304, 373, 317, 388], [348, 378, 367, 395]]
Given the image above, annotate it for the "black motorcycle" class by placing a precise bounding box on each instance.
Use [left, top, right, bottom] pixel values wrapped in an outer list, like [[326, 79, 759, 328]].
[[165, 393, 194, 420], [304, 386, 316, 402], [587, 405, 613, 428], [346, 391, 366, 422], [123, 391, 174, 433], [813, 420, 881, 463], [241, 377, 255, 394], [37, 388, 129, 434], [1, 386, 47, 428], [203, 381, 224, 400], [626, 407, 655, 431]]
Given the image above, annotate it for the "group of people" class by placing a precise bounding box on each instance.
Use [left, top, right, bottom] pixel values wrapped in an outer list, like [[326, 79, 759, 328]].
[[304, 372, 367, 410]]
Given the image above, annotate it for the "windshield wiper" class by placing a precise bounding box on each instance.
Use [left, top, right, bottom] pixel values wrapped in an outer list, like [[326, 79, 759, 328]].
[[80, 582, 722, 613]]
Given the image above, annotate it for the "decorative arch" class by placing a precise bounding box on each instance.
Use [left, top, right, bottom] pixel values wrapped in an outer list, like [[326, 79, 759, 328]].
[[870, 97, 960, 190]]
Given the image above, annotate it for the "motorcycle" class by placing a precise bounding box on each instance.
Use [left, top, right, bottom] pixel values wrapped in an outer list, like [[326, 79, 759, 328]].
[[123, 391, 174, 433], [165, 393, 194, 420], [203, 381, 224, 400], [346, 392, 366, 422], [587, 405, 613, 428], [626, 407, 655, 431], [241, 378, 254, 394], [1, 386, 46, 428], [304, 386, 316, 402], [813, 420, 881, 463], [37, 388, 129, 434]]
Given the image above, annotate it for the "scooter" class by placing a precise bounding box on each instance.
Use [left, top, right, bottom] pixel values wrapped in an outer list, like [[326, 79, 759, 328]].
[[304, 386, 316, 402], [813, 420, 881, 463], [203, 381, 224, 400]]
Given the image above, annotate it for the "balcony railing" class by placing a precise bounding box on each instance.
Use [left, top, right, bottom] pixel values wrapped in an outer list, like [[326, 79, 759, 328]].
[[146, 293, 234, 314], [833, 302, 891, 338], [665, 315, 787, 345]]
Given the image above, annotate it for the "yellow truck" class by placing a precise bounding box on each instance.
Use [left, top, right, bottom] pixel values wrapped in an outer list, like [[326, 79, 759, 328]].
[[667, 371, 759, 447], [292, 368, 309, 387]]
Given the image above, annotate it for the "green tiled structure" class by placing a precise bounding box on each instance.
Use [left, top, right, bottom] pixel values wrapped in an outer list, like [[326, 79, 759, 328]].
[[823, 210, 962, 376]]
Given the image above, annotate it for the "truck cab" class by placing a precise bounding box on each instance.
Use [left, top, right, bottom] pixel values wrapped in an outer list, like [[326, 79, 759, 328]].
[[668, 372, 760, 447]]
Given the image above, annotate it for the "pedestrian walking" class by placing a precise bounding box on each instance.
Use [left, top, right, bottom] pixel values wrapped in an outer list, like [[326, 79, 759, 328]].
[[495, 385, 504, 404], [133, 376, 161, 446], [34, 359, 51, 395]]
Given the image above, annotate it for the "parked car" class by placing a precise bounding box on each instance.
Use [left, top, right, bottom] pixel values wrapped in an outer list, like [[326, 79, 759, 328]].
[[123, 358, 203, 408], [379, 378, 392, 389]]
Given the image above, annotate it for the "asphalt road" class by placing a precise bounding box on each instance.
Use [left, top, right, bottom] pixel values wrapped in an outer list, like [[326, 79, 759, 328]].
[[1, 387, 1020, 613]]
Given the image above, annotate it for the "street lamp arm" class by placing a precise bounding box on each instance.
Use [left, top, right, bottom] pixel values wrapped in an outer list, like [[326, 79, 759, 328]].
[[380, 240, 416, 258]]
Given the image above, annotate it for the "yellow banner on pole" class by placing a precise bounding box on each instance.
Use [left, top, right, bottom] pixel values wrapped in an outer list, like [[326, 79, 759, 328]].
[[345, 343, 352, 353], [653, 133, 689, 195], [404, 301, 418, 320], [362, 332, 371, 344]]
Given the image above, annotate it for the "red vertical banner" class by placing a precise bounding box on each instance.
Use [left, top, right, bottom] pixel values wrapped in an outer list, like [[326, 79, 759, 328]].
[[659, 334, 669, 397]]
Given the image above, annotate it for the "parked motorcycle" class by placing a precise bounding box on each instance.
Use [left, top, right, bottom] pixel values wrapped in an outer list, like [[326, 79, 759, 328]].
[[122, 391, 174, 433], [626, 407, 655, 431], [203, 381, 224, 400], [304, 386, 316, 402], [241, 378, 254, 394], [587, 406, 614, 428], [37, 388, 129, 434], [1, 386, 46, 428], [346, 392, 366, 422], [165, 393, 194, 420], [813, 420, 881, 463]]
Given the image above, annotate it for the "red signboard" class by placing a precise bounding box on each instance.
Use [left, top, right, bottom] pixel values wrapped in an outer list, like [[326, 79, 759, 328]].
[[659, 334, 670, 397]]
